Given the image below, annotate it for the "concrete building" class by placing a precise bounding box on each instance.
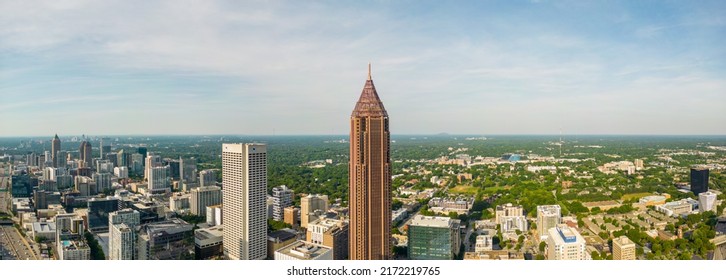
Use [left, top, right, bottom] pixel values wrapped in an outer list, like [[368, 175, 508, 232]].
[[301, 194, 328, 228], [546, 225, 587, 260], [137, 219, 194, 260], [108, 209, 140, 260], [222, 143, 267, 260], [114, 166, 129, 179], [284, 206, 299, 227], [274, 240, 333, 260], [267, 229, 298, 260], [144, 154, 162, 180], [169, 193, 191, 213], [500, 216, 528, 233], [206, 204, 222, 226], [74, 176, 97, 197], [612, 236, 636, 260], [495, 203, 524, 223], [348, 65, 391, 260], [79, 141, 92, 167], [190, 186, 222, 216], [271, 185, 293, 221], [306, 218, 349, 260], [55, 213, 89, 260], [148, 165, 170, 195], [537, 205, 561, 240], [87, 196, 121, 232], [31, 222, 56, 241], [407, 215, 460, 260], [93, 172, 112, 193], [195, 225, 224, 259], [475, 235, 493, 252], [199, 169, 217, 187], [699, 191, 717, 213], [655, 198, 696, 217]]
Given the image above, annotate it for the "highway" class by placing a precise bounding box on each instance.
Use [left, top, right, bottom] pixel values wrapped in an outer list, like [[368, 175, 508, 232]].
[[1, 226, 37, 260]]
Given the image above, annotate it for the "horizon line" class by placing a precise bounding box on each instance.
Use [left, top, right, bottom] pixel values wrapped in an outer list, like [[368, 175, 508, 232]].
[[2, 133, 726, 138]]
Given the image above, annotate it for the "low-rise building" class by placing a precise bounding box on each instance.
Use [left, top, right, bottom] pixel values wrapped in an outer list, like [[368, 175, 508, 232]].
[[274, 240, 332, 260], [267, 229, 298, 260], [195, 225, 223, 259], [407, 215, 460, 260]]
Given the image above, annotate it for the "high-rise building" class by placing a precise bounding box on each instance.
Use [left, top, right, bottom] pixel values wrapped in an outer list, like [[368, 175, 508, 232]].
[[144, 154, 162, 180], [699, 191, 717, 213], [349, 64, 392, 260], [87, 196, 121, 232], [271, 185, 293, 221], [114, 166, 129, 179], [100, 138, 111, 160], [690, 167, 709, 195], [222, 143, 267, 260], [546, 224, 587, 260], [148, 165, 170, 195], [300, 194, 329, 228], [79, 141, 92, 167], [52, 134, 61, 168], [190, 186, 222, 216], [93, 172, 112, 193], [117, 150, 128, 168], [283, 206, 299, 227], [612, 236, 636, 260], [537, 205, 562, 239], [108, 209, 140, 260], [495, 203, 524, 223], [407, 215, 460, 260], [137, 146, 148, 159], [180, 157, 198, 184], [74, 176, 97, 197], [199, 169, 217, 187]]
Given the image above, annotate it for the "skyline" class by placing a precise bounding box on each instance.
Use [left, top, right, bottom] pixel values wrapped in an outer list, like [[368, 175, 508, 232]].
[[2, 1, 726, 136]]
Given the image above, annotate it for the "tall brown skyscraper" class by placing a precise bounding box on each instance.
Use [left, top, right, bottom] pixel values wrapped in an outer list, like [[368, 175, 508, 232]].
[[349, 64, 391, 260], [79, 140, 92, 167], [51, 134, 61, 167]]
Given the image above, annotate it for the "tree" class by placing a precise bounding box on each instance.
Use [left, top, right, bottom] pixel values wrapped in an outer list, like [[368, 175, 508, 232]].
[[535, 254, 545, 260], [539, 241, 546, 252]]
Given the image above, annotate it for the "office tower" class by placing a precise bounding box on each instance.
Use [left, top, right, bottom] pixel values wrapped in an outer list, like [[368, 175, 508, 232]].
[[52, 134, 61, 167], [100, 138, 111, 160], [144, 154, 162, 180], [130, 154, 144, 175], [537, 205, 562, 239], [137, 219, 194, 260], [690, 167, 709, 195], [283, 206, 299, 227], [206, 205, 223, 226], [137, 146, 148, 159], [114, 166, 129, 179], [300, 194, 329, 228], [73, 176, 96, 196], [546, 224, 587, 260], [612, 236, 636, 260], [195, 225, 224, 259], [79, 140, 92, 167], [96, 159, 114, 173], [699, 191, 717, 213], [87, 197, 121, 232], [181, 157, 197, 184], [148, 165, 170, 195], [11, 174, 32, 198], [407, 215, 460, 260], [117, 149, 128, 168], [109, 209, 140, 260], [165, 158, 181, 180], [190, 186, 222, 216], [271, 185, 293, 221], [199, 169, 217, 187], [222, 143, 267, 260], [306, 218, 350, 260], [349, 64, 392, 260], [33, 190, 50, 210], [93, 172, 112, 192]]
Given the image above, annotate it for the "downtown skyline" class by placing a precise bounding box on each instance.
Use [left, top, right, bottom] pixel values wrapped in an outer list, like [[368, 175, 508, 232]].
[[2, 1, 726, 136]]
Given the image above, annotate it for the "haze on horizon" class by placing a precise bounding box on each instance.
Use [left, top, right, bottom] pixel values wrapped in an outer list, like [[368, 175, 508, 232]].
[[1, 1, 725, 137]]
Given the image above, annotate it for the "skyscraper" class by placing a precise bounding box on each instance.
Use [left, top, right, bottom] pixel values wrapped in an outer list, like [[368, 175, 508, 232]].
[[222, 143, 267, 260], [190, 186, 222, 216], [349, 64, 392, 260], [108, 209, 140, 260], [407, 215, 460, 260], [51, 134, 61, 168], [690, 167, 709, 195], [79, 140, 92, 167], [148, 165, 170, 195], [100, 138, 111, 160], [271, 185, 293, 221], [537, 205, 561, 240], [300, 194, 328, 228]]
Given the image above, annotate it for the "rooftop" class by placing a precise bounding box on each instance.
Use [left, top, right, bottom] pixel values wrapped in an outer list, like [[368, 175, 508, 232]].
[[276, 240, 331, 260], [409, 215, 458, 228], [268, 229, 297, 242]]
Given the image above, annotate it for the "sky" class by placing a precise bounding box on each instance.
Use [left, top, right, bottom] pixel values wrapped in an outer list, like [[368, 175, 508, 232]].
[[1, 0, 725, 136]]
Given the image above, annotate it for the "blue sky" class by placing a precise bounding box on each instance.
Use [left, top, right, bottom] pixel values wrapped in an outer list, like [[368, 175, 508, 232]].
[[1, 0, 725, 136]]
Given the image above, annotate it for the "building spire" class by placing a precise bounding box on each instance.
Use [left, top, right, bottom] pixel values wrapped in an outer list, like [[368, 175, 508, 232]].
[[367, 63, 371, 80]]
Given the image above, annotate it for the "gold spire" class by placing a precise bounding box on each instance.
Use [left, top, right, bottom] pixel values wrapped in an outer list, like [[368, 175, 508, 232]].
[[367, 63, 371, 80]]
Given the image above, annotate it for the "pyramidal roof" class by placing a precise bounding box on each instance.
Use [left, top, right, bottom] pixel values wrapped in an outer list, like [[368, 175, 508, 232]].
[[352, 64, 388, 118]]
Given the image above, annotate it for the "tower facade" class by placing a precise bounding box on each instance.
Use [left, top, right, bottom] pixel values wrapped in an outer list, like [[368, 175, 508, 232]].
[[222, 143, 267, 260], [52, 134, 61, 168], [348, 65, 392, 260], [690, 167, 709, 195], [79, 140, 92, 167]]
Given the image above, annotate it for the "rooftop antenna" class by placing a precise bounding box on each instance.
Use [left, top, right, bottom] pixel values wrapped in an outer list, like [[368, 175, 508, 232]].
[[367, 63, 372, 80]]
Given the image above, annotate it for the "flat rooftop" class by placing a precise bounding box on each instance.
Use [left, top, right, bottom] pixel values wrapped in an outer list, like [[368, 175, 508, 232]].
[[409, 215, 456, 228]]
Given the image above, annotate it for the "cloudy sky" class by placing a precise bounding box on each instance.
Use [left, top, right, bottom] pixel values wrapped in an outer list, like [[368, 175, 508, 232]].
[[1, 0, 725, 136]]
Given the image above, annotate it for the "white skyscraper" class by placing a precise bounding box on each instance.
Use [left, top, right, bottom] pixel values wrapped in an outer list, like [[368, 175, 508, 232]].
[[222, 143, 267, 260], [144, 154, 162, 180], [271, 185, 293, 221], [699, 191, 717, 213], [148, 165, 169, 195], [108, 209, 140, 260], [546, 224, 588, 260]]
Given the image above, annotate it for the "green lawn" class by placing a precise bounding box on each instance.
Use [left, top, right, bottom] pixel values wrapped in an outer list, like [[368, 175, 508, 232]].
[[450, 185, 479, 195], [621, 192, 653, 201]]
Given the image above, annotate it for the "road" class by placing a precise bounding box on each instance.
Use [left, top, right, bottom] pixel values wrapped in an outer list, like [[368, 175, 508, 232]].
[[1, 226, 37, 260]]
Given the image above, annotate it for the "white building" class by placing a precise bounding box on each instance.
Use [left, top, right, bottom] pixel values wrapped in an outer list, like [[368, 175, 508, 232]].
[[537, 205, 562, 239], [148, 165, 170, 195], [170, 193, 191, 213], [271, 185, 293, 221], [206, 204, 222, 226], [495, 203, 524, 223], [475, 235, 493, 252], [144, 154, 162, 180], [114, 166, 129, 179], [93, 172, 112, 192], [108, 209, 140, 260], [500, 216, 528, 233], [274, 240, 332, 260], [191, 186, 222, 216], [199, 169, 217, 187], [546, 225, 587, 260], [699, 191, 717, 213], [222, 143, 267, 260]]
